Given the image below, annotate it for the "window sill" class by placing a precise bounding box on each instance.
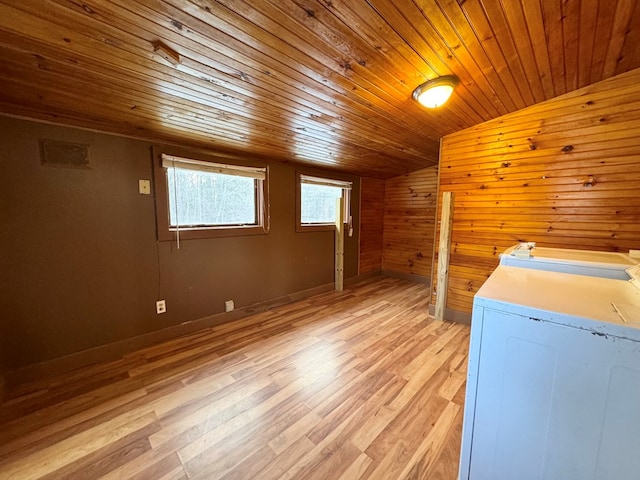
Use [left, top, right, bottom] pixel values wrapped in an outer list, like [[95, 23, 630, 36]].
[[158, 225, 269, 241], [296, 223, 343, 233]]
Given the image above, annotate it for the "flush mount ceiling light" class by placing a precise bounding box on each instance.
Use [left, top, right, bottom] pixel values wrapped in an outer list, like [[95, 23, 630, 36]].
[[412, 75, 459, 108]]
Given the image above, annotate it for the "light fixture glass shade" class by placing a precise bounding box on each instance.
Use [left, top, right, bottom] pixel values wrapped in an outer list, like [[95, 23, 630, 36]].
[[412, 75, 459, 108]]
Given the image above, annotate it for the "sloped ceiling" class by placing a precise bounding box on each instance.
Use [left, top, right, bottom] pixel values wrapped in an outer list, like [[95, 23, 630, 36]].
[[0, 0, 639, 178]]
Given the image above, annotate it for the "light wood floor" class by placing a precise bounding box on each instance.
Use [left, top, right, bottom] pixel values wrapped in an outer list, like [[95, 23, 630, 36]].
[[0, 276, 470, 480]]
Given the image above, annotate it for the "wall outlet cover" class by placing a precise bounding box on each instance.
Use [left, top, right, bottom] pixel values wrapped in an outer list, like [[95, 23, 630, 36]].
[[156, 300, 166, 314], [139, 179, 151, 195], [225, 300, 234, 312]]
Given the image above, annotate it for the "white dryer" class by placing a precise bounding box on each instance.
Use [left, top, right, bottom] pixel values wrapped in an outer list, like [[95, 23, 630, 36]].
[[459, 264, 640, 480], [499, 243, 639, 279]]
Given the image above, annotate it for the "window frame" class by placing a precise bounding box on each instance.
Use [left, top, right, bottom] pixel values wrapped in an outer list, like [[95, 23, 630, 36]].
[[296, 171, 353, 232], [153, 149, 270, 241]]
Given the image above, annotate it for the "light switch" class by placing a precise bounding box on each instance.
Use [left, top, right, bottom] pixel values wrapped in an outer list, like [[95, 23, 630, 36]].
[[139, 179, 151, 195]]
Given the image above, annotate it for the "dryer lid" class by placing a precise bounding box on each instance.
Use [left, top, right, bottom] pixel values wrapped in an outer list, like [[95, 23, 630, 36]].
[[628, 265, 640, 291]]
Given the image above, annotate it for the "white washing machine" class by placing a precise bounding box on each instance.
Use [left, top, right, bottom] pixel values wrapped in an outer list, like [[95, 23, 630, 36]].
[[459, 264, 640, 480], [499, 243, 639, 279]]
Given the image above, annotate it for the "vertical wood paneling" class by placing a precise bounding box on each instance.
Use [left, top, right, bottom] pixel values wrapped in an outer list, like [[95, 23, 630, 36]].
[[458, 0, 527, 110], [432, 69, 640, 315], [601, 0, 637, 78], [435, 192, 455, 321], [335, 197, 345, 291], [382, 167, 439, 279], [589, 0, 618, 84], [541, 0, 566, 96], [520, 0, 554, 98], [577, 0, 600, 88], [562, 0, 581, 91], [359, 177, 385, 274], [615, 0, 640, 74], [502, 2, 548, 102]]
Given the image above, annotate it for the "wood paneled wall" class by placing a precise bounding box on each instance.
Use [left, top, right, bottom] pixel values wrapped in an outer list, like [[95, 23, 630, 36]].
[[382, 167, 439, 280], [432, 68, 640, 316], [359, 177, 385, 274]]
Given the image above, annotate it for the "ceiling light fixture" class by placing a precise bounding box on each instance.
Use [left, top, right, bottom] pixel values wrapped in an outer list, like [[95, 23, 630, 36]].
[[412, 75, 459, 108]]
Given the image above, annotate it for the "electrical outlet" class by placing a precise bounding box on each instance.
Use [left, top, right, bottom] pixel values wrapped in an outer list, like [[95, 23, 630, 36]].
[[225, 300, 234, 312], [156, 300, 166, 314], [139, 179, 151, 195]]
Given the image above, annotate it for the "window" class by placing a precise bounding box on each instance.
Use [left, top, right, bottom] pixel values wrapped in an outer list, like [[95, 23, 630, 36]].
[[154, 152, 269, 241], [298, 174, 352, 231]]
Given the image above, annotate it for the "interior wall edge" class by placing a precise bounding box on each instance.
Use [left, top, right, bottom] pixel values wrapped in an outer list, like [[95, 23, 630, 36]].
[[345, 271, 383, 285], [430, 140, 444, 315], [427, 304, 472, 325], [3, 281, 334, 390], [381, 270, 431, 285], [358, 176, 385, 274], [431, 68, 640, 314]]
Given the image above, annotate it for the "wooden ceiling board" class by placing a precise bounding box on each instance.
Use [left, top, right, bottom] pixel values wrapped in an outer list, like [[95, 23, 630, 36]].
[[0, 0, 639, 178], [410, 0, 508, 118]]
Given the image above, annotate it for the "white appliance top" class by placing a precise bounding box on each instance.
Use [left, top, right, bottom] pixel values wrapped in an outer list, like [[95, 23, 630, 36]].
[[475, 265, 640, 340], [502, 244, 638, 266]]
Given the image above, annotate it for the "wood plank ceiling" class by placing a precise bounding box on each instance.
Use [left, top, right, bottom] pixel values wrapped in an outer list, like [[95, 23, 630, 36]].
[[0, 0, 639, 178]]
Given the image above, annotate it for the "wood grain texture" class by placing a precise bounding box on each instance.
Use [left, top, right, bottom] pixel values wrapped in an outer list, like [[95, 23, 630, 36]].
[[335, 196, 344, 291], [382, 167, 439, 279], [359, 177, 385, 274], [0, 1, 639, 177], [0, 277, 469, 480], [431, 68, 640, 314], [435, 192, 454, 321]]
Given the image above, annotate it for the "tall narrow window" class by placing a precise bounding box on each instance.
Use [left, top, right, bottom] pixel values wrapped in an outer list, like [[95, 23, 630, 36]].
[[155, 152, 269, 241], [298, 174, 352, 230]]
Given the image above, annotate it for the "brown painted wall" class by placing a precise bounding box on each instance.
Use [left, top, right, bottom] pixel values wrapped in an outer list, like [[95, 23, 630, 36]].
[[432, 69, 640, 315], [0, 116, 360, 374], [359, 177, 385, 274], [382, 167, 439, 280]]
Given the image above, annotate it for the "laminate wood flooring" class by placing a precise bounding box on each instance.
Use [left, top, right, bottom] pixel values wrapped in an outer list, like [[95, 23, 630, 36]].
[[0, 276, 470, 479]]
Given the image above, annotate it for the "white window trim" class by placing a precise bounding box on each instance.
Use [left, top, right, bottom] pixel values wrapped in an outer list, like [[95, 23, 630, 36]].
[[154, 150, 270, 243], [298, 173, 352, 230], [162, 154, 266, 180], [299, 174, 352, 190]]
